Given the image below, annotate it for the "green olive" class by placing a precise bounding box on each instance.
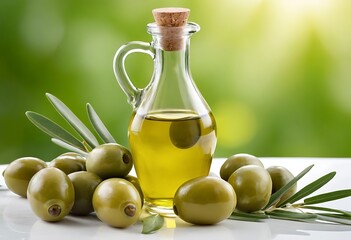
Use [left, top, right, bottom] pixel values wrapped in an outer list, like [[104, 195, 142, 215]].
[[267, 166, 297, 205], [228, 165, 272, 213], [169, 117, 201, 149], [27, 167, 75, 222], [59, 152, 86, 166], [173, 176, 236, 225], [68, 171, 102, 215], [49, 153, 86, 175], [3, 157, 47, 197], [59, 152, 85, 159], [86, 143, 133, 179], [220, 153, 264, 181], [92, 178, 141, 228], [124, 175, 144, 206]]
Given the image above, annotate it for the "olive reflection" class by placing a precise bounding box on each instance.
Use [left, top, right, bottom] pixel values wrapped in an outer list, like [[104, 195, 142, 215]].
[[169, 118, 201, 149]]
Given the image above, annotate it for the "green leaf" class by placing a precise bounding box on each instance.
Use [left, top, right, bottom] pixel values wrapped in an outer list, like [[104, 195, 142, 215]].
[[300, 205, 351, 217], [318, 213, 351, 220], [264, 164, 314, 210], [26, 111, 85, 151], [46, 93, 99, 148], [303, 189, 351, 205], [317, 213, 351, 225], [86, 103, 116, 143], [278, 171, 336, 207], [267, 209, 317, 222], [229, 211, 268, 222], [142, 214, 164, 234], [51, 138, 88, 156]]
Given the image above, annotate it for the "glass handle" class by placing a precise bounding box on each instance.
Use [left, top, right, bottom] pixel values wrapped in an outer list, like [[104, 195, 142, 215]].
[[113, 41, 154, 109]]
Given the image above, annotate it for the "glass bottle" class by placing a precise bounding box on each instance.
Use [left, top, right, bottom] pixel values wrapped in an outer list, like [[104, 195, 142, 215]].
[[113, 8, 217, 216]]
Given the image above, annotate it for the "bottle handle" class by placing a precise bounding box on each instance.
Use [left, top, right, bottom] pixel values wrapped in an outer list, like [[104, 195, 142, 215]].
[[113, 41, 154, 109]]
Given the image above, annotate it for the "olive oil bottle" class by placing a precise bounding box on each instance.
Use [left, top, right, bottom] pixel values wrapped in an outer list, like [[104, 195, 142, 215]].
[[129, 110, 216, 214], [114, 8, 217, 215]]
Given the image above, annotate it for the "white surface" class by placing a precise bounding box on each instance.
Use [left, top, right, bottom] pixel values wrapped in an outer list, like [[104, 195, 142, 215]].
[[1, 158, 351, 240]]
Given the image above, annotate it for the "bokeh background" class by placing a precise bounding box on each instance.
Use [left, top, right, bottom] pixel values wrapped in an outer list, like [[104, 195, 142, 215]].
[[1, 0, 351, 164]]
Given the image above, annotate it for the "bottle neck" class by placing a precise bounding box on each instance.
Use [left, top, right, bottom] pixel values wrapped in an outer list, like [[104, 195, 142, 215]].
[[146, 35, 193, 111], [153, 37, 190, 79], [137, 22, 209, 115], [147, 23, 199, 80]]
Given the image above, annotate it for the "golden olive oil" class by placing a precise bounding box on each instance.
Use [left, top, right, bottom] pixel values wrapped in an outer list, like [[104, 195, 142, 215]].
[[128, 110, 217, 215]]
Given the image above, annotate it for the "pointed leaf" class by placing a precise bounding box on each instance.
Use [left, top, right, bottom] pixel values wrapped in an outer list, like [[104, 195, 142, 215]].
[[267, 209, 317, 222], [46, 93, 99, 148], [51, 138, 88, 156], [264, 164, 314, 210], [300, 205, 351, 217], [229, 215, 262, 222], [303, 189, 351, 205], [142, 214, 164, 234], [278, 171, 336, 207], [86, 103, 116, 143], [318, 213, 351, 220], [229, 211, 268, 222], [26, 111, 85, 150], [317, 213, 351, 225]]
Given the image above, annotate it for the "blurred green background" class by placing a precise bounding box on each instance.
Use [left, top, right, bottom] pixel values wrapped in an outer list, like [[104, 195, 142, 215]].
[[1, 0, 351, 164]]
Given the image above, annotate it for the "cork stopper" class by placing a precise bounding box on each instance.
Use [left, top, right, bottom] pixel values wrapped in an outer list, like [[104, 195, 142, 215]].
[[152, 8, 190, 27], [152, 8, 190, 51]]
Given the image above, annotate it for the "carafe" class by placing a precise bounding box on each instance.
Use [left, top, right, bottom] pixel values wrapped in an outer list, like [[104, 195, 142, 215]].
[[113, 8, 217, 216]]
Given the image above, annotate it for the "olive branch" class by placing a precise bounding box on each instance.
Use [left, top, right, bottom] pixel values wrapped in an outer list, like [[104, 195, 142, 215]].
[[142, 165, 351, 234], [25, 93, 117, 155], [230, 164, 351, 224]]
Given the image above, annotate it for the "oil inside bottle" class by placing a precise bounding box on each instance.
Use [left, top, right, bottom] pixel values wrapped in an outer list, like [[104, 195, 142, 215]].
[[128, 110, 217, 216]]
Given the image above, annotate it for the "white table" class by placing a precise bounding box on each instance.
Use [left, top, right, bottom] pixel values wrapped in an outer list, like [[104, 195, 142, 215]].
[[1, 158, 351, 240]]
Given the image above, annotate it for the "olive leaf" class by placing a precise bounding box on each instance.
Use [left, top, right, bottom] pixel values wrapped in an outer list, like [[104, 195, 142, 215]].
[[229, 163, 351, 226], [300, 205, 351, 217], [266, 209, 317, 222], [141, 214, 164, 234], [86, 103, 116, 144], [46, 93, 99, 149], [277, 171, 336, 207], [26, 93, 119, 154], [25, 111, 86, 151], [51, 138, 88, 156], [303, 189, 351, 205], [317, 213, 351, 225], [229, 211, 268, 222], [264, 164, 314, 210]]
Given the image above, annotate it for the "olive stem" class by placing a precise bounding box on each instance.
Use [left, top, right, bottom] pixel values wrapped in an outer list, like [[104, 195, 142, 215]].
[[264, 204, 305, 214], [291, 203, 304, 208], [82, 140, 92, 152], [263, 206, 277, 213]]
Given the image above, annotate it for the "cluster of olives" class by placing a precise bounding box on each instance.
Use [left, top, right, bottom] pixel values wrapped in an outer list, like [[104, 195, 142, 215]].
[[172, 153, 297, 225], [3, 148, 297, 229], [2, 143, 143, 228], [220, 153, 297, 212]]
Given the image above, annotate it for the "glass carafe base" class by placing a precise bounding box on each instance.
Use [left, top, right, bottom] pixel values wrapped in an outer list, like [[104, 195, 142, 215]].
[[144, 198, 176, 217]]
